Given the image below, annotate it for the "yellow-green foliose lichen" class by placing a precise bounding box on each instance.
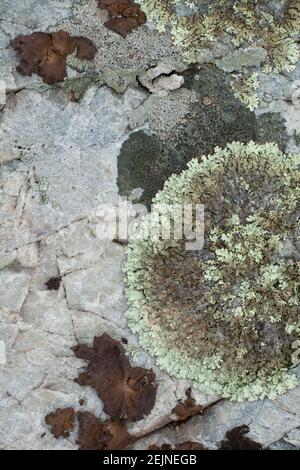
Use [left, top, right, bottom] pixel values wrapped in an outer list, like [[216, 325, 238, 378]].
[[230, 72, 260, 111], [140, 0, 300, 73], [124, 141, 300, 401]]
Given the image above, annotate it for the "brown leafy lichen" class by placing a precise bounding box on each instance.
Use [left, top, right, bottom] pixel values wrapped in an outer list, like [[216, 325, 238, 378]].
[[219, 425, 262, 450], [73, 333, 157, 421], [172, 387, 203, 421], [45, 407, 76, 438], [10, 31, 97, 84], [149, 441, 206, 450], [98, 0, 147, 37], [76, 412, 134, 450]]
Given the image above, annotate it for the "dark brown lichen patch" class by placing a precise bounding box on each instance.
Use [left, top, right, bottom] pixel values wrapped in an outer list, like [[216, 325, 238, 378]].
[[219, 425, 262, 450], [10, 31, 97, 84], [74, 36, 98, 60], [73, 333, 157, 421], [172, 387, 203, 421], [77, 411, 134, 450], [98, 0, 147, 37], [45, 276, 61, 290], [149, 442, 206, 450], [45, 407, 76, 438]]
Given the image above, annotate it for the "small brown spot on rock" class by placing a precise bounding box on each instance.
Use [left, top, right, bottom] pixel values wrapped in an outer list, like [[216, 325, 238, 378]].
[[149, 441, 206, 450], [202, 95, 215, 107], [45, 276, 61, 290]]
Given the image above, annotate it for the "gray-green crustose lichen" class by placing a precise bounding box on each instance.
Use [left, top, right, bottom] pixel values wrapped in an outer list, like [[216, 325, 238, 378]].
[[124, 141, 300, 401], [140, 0, 300, 73]]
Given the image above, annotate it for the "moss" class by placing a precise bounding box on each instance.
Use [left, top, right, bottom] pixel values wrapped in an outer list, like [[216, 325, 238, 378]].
[[124, 141, 300, 401], [140, 0, 300, 73]]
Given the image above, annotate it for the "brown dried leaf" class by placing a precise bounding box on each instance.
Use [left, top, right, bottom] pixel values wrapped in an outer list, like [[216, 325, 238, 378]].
[[77, 411, 134, 450], [219, 425, 263, 450], [45, 407, 76, 438], [73, 333, 157, 422], [172, 387, 203, 421]]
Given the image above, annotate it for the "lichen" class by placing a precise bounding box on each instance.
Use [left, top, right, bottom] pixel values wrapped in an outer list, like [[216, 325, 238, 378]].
[[124, 141, 300, 401], [230, 72, 260, 111], [98, 0, 147, 37], [33, 177, 49, 204], [139, 1, 300, 73], [10, 31, 97, 84]]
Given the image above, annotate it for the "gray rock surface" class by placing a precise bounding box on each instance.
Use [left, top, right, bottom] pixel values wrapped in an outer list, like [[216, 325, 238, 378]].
[[0, 86, 146, 252], [138, 62, 186, 93]]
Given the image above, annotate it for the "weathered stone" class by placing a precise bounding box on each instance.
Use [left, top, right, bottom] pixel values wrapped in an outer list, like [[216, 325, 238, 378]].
[[0, 269, 31, 312], [0, 0, 73, 31], [63, 243, 127, 326], [284, 428, 300, 447], [0, 86, 146, 253], [17, 243, 39, 268], [0, 251, 17, 269], [149, 367, 300, 449], [152, 74, 184, 92], [138, 62, 186, 93]]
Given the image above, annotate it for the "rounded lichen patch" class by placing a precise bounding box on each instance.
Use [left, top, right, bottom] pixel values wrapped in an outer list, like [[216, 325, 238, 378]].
[[124, 142, 300, 401]]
